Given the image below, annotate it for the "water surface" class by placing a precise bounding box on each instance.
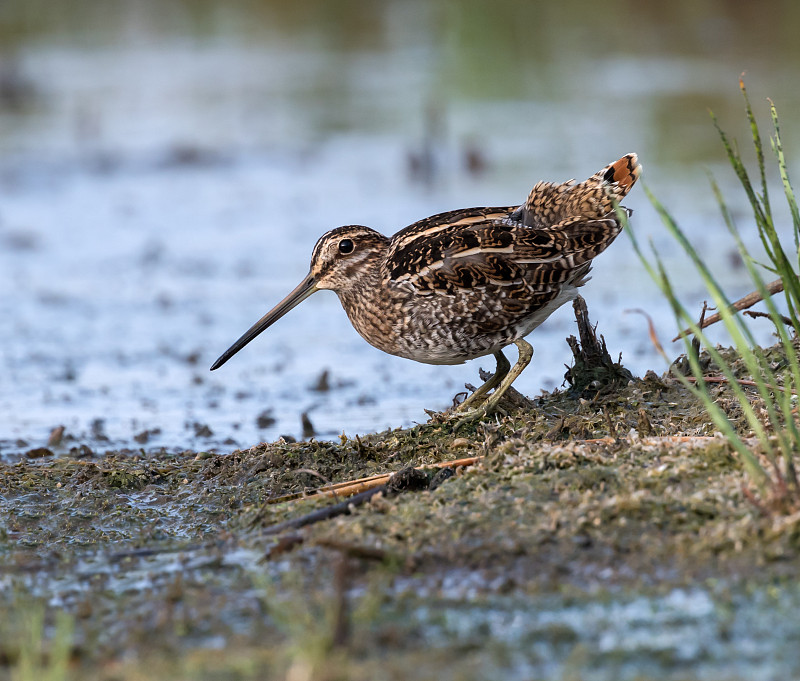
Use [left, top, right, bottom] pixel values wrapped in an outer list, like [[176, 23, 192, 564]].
[[2, 0, 799, 453]]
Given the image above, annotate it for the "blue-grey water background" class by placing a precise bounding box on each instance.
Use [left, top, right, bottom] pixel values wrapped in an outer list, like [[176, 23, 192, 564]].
[[2, 0, 800, 454]]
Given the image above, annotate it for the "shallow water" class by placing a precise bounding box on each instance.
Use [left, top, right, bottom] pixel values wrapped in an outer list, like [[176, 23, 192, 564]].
[[10, 542, 800, 681], [409, 585, 800, 681], [2, 1, 800, 454]]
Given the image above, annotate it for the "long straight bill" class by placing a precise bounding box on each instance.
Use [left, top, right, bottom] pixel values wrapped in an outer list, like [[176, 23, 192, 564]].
[[210, 273, 318, 370]]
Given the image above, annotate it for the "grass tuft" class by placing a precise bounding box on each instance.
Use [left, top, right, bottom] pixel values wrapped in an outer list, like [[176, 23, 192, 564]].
[[628, 79, 800, 513]]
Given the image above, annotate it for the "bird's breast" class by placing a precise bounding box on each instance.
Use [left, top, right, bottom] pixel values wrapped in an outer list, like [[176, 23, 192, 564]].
[[336, 281, 520, 365]]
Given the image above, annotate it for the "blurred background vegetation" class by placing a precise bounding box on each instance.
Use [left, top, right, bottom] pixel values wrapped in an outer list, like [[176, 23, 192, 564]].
[[2, 0, 799, 162]]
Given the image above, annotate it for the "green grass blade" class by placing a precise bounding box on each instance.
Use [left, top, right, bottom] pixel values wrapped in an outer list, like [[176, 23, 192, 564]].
[[769, 99, 800, 257], [740, 78, 771, 219], [646, 187, 779, 404], [639, 191, 777, 464], [709, 171, 800, 368], [631, 86, 800, 510], [625, 199, 772, 487], [711, 111, 773, 260], [653, 257, 771, 489]]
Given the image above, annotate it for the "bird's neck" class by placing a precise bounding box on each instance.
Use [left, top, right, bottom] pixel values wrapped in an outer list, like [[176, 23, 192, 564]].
[[335, 256, 403, 353], [336, 256, 384, 312]]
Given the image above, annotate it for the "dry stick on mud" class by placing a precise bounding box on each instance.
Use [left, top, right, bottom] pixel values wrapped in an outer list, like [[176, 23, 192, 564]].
[[258, 466, 433, 535], [259, 486, 389, 535], [744, 309, 795, 326], [686, 375, 798, 394], [267, 456, 482, 505], [628, 306, 792, 392], [672, 277, 786, 341]]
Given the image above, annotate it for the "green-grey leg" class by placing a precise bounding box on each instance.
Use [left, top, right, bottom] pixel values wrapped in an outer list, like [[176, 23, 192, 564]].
[[479, 339, 533, 414], [455, 349, 511, 412], [454, 339, 533, 427]]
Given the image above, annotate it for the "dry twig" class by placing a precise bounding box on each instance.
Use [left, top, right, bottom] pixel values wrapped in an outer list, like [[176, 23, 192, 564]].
[[672, 278, 785, 341], [744, 309, 794, 326], [268, 456, 481, 505], [685, 375, 797, 394]]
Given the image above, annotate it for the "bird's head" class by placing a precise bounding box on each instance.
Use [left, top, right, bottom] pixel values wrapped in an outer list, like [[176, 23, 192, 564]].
[[210, 225, 388, 370]]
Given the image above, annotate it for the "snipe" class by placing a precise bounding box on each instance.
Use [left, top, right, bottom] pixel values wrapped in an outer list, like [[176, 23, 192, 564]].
[[211, 153, 641, 420]]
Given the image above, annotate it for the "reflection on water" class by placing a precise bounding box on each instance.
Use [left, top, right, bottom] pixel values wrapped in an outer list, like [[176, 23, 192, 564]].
[[1, 0, 800, 453]]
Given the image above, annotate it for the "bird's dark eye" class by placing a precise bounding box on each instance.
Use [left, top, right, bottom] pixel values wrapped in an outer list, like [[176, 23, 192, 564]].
[[338, 238, 354, 255]]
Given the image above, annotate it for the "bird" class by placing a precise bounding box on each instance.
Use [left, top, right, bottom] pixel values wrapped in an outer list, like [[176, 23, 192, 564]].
[[211, 153, 641, 420]]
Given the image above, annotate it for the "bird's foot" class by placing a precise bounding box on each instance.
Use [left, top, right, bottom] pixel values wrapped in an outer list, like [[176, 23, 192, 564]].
[[452, 405, 494, 430], [427, 397, 493, 427], [442, 395, 506, 430], [450, 340, 534, 428], [429, 340, 533, 428]]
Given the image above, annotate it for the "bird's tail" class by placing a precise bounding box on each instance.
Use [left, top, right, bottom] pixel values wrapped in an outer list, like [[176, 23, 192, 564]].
[[592, 152, 641, 199], [514, 153, 642, 229]]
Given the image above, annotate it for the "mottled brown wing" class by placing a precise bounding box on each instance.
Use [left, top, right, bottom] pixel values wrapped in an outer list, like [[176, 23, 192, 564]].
[[387, 213, 621, 296], [384, 154, 639, 331], [388, 208, 509, 280], [386, 213, 623, 334], [387, 206, 517, 256]]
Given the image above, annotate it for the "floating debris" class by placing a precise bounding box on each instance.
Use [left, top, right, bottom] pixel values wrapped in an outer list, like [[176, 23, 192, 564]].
[[310, 369, 331, 392], [256, 410, 276, 429], [301, 412, 316, 439], [47, 425, 65, 447]]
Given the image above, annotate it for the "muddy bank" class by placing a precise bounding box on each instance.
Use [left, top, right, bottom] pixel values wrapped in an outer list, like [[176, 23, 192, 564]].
[[2, 346, 800, 679]]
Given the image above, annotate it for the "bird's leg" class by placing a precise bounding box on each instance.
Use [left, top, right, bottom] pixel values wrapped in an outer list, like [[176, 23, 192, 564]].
[[479, 339, 533, 414], [455, 349, 511, 412], [454, 339, 533, 427]]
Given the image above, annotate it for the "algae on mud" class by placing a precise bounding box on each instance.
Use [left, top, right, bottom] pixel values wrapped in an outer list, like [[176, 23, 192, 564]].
[[3, 338, 800, 679]]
